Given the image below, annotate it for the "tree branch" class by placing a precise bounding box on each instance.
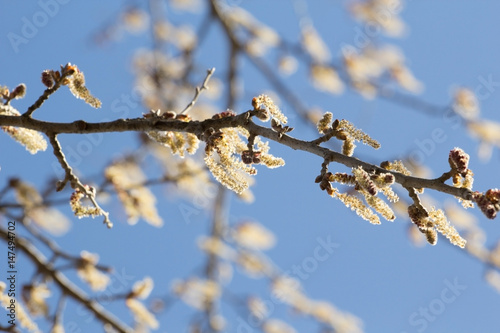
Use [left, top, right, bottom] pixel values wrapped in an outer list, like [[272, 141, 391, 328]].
[[0, 227, 133, 333], [180, 68, 216, 114], [0, 112, 475, 202]]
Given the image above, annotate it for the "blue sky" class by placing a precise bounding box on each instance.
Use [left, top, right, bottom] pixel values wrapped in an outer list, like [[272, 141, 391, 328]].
[[2, 1, 500, 332]]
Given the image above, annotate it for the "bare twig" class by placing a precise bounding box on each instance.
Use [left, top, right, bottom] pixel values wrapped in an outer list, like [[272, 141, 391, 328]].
[[180, 68, 216, 114], [48, 133, 113, 228], [23, 70, 74, 118]]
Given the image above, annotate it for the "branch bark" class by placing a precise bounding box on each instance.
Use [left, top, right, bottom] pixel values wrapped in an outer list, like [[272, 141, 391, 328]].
[[0, 112, 474, 201]]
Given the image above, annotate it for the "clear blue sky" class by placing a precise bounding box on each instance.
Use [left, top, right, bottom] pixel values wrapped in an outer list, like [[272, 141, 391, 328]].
[[2, 1, 500, 332]]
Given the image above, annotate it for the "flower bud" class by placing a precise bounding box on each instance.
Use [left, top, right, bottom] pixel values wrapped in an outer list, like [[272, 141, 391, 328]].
[[10, 84, 26, 99], [241, 150, 253, 164], [252, 151, 261, 164], [449, 147, 469, 175], [424, 228, 438, 246]]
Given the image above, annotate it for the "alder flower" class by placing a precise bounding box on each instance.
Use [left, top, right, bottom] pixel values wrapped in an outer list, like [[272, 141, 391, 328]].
[[449, 147, 470, 175], [301, 25, 331, 63], [390, 63, 423, 93], [10, 178, 42, 209], [328, 172, 357, 186], [69, 186, 102, 219], [352, 166, 378, 196], [236, 251, 272, 277], [28, 207, 71, 236], [317, 112, 333, 134], [259, 154, 285, 169], [76, 251, 110, 291], [105, 160, 163, 226], [172, 278, 220, 310], [262, 319, 296, 333], [309, 301, 363, 333], [169, 0, 202, 12], [65, 67, 102, 108], [271, 276, 304, 305], [342, 138, 356, 157], [350, 0, 406, 37], [333, 191, 381, 225], [252, 94, 288, 124], [248, 297, 269, 321], [485, 270, 500, 294], [0, 105, 48, 154], [467, 120, 500, 160], [130, 277, 154, 300], [278, 55, 298, 76], [473, 191, 499, 219], [198, 236, 236, 260], [408, 204, 466, 247], [453, 88, 479, 120], [343, 48, 383, 83], [121, 7, 149, 33], [0, 284, 40, 332], [429, 208, 466, 248], [22, 284, 51, 317], [338, 119, 380, 149], [232, 221, 276, 250], [364, 193, 396, 221], [126, 298, 159, 330], [310, 65, 344, 95], [380, 160, 411, 176], [10, 83, 26, 99], [204, 125, 283, 194]]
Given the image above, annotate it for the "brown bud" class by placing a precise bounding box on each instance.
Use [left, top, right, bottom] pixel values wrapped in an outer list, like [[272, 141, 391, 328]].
[[449, 147, 470, 176], [424, 228, 438, 246], [175, 114, 191, 122], [486, 189, 500, 204], [324, 172, 334, 182], [314, 175, 323, 183], [255, 109, 270, 122], [331, 119, 340, 131], [162, 111, 177, 119], [41, 70, 54, 88], [252, 151, 261, 164], [10, 84, 26, 99], [212, 110, 236, 119], [326, 186, 335, 196], [251, 97, 259, 109], [383, 174, 395, 184], [241, 150, 253, 164]]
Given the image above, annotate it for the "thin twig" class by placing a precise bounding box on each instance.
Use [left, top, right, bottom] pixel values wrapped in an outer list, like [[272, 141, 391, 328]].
[[51, 295, 66, 331], [180, 68, 216, 114], [48, 133, 113, 228], [23, 70, 73, 118]]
